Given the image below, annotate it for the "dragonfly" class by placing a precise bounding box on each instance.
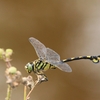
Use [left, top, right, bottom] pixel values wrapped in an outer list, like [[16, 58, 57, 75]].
[[25, 37, 100, 83]]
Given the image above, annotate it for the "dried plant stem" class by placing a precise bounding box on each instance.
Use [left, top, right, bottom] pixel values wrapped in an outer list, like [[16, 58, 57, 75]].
[[26, 87, 34, 100], [26, 82, 38, 100], [5, 58, 12, 100], [5, 85, 12, 100], [5, 60, 12, 68], [24, 86, 27, 100]]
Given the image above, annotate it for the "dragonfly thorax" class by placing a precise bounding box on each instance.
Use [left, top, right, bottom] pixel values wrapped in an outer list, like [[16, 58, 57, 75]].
[[25, 59, 56, 74]]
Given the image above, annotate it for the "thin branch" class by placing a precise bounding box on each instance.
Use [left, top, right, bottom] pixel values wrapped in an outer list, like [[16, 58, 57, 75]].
[[6, 61, 12, 68], [26, 81, 38, 100], [5, 85, 12, 100], [24, 86, 27, 100]]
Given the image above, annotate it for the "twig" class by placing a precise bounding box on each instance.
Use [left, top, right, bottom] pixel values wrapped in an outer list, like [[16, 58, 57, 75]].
[[5, 85, 12, 100], [26, 81, 38, 100], [24, 86, 27, 100], [6, 61, 12, 68], [26, 87, 34, 100], [5, 58, 12, 68]]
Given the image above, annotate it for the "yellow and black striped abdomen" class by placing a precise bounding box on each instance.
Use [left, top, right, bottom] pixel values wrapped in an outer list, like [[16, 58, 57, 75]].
[[62, 56, 99, 63], [33, 60, 56, 73]]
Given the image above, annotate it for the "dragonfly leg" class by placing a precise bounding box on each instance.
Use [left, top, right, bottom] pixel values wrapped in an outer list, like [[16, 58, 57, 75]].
[[36, 74, 48, 83]]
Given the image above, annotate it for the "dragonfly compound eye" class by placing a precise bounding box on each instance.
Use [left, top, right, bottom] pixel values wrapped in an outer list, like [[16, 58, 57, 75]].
[[25, 62, 34, 73]]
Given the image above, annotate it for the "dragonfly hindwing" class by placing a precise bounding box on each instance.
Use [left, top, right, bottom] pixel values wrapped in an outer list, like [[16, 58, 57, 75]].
[[46, 48, 60, 64]]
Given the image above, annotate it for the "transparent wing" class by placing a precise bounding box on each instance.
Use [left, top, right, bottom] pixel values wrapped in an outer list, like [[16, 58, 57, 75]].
[[46, 48, 72, 72], [56, 62, 72, 72], [29, 37, 47, 60], [29, 37, 72, 72], [46, 48, 60, 64]]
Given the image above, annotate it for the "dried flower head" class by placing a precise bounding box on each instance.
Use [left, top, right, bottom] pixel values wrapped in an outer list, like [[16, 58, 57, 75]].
[[5, 49, 13, 58], [5, 67, 22, 88], [22, 75, 35, 90]]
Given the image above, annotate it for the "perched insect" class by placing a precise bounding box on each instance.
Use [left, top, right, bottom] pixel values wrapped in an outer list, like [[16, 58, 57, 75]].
[[25, 37, 100, 83]]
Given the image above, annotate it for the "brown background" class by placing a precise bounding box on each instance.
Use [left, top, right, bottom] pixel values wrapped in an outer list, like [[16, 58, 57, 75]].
[[0, 1, 100, 100]]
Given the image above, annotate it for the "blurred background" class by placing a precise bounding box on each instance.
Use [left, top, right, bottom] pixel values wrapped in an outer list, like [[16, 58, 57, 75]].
[[0, 0, 100, 100]]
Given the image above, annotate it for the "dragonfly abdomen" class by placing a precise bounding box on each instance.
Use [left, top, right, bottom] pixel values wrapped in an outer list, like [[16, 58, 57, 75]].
[[62, 56, 99, 63]]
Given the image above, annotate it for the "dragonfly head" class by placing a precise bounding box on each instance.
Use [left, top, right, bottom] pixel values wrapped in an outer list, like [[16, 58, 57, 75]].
[[25, 62, 34, 73]]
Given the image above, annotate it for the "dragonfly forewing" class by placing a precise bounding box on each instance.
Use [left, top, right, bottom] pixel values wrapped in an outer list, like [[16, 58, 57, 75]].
[[29, 37, 47, 60]]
